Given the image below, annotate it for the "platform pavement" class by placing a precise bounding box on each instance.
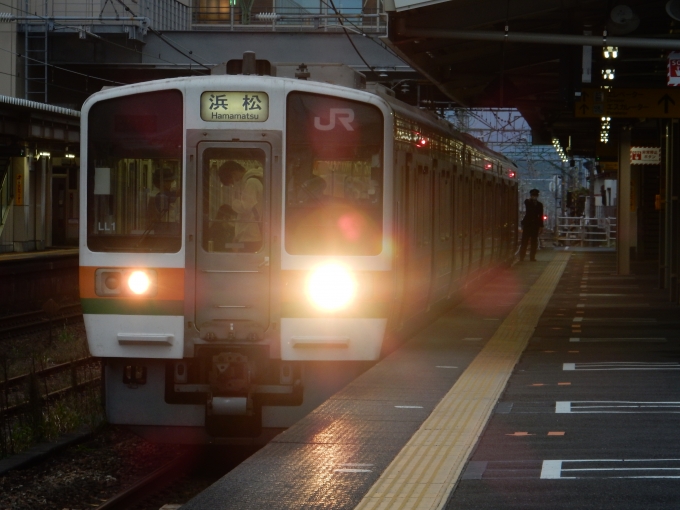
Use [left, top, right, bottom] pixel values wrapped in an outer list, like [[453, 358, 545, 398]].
[[181, 250, 572, 510], [447, 252, 680, 510]]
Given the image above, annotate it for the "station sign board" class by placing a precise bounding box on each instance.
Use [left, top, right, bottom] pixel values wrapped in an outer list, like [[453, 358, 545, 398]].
[[575, 88, 680, 118], [630, 147, 661, 165], [669, 51, 680, 86]]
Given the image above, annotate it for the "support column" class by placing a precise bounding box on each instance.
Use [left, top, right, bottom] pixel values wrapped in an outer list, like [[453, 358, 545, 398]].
[[11, 156, 31, 252], [671, 120, 680, 303], [38, 156, 46, 250], [661, 120, 670, 288], [617, 126, 631, 275]]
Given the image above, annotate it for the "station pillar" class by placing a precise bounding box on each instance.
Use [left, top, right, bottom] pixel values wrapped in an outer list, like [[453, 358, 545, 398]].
[[617, 126, 632, 276], [10, 156, 32, 252], [667, 120, 680, 303]]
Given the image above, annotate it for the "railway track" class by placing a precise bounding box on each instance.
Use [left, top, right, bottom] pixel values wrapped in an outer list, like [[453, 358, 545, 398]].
[[96, 445, 256, 510], [0, 355, 101, 419], [96, 450, 198, 510], [0, 302, 84, 339]]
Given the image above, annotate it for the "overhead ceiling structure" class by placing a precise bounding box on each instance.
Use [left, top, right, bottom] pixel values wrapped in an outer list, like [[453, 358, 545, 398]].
[[385, 0, 680, 158]]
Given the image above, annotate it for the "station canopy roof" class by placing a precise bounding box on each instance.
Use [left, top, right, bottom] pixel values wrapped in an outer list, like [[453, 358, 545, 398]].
[[385, 0, 680, 158]]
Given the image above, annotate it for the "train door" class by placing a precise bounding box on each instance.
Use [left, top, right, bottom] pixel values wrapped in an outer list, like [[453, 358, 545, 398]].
[[391, 150, 408, 329], [194, 142, 271, 340], [484, 179, 494, 261], [403, 155, 433, 317], [431, 160, 453, 302], [471, 178, 483, 267]]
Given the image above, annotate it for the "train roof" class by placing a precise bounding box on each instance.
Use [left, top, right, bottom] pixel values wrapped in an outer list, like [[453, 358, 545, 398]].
[[86, 71, 517, 170]]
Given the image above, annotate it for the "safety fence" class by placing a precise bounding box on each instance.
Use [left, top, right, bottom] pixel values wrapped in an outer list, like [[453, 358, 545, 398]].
[[556, 216, 617, 247], [191, 4, 387, 33]]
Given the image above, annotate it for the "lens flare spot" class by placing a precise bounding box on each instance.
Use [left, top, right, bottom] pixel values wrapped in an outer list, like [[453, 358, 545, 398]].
[[337, 214, 363, 241]]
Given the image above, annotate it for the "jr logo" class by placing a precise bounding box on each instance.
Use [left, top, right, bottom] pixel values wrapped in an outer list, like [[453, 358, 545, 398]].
[[314, 108, 355, 131]]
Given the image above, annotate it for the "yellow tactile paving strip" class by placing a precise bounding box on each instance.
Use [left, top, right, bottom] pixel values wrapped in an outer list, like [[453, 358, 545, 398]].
[[355, 252, 571, 510]]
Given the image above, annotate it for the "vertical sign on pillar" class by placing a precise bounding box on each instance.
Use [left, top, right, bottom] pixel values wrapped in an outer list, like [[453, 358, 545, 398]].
[[15, 173, 23, 206], [668, 51, 680, 86]]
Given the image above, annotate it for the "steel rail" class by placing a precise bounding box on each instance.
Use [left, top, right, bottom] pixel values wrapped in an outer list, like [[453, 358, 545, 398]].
[[96, 451, 197, 510]]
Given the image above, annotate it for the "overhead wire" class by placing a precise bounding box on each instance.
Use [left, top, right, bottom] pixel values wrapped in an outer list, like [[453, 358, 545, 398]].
[[0, 65, 100, 97], [0, 43, 128, 87], [317, 0, 410, 67], [112, 0, 212, 71]]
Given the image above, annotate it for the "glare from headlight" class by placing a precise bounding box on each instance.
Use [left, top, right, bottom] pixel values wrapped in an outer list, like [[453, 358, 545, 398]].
[[307, 263, 357, 311], [128, 270, 151, 295]]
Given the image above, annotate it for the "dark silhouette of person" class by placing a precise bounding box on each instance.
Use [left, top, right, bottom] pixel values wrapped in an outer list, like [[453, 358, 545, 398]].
[[601, 184, 607, 207], [217, 160, 263, 252], [519, 188, 544, 262], [208, 203, 236, 251]]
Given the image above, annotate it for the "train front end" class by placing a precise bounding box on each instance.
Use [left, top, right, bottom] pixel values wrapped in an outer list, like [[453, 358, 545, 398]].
[[79, 77, 393, 441]]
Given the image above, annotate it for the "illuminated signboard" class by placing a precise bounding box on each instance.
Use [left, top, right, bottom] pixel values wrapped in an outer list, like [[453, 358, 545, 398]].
[[200, 91, 269, 122]]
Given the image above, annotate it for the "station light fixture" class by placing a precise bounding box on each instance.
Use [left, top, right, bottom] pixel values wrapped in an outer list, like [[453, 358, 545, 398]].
[[602, 68, 615, 80], [603, 46, 618, 59], [600, 116, 611, 144], [552, 138, 569, 163]]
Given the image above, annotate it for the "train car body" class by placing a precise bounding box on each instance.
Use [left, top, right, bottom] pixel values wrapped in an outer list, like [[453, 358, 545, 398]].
[[79, 68, 518, 442]]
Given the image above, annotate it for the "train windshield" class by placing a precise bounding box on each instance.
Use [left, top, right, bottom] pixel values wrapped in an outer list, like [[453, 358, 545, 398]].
[[86, 89, 183, 253], [285, 92, 384, 255]]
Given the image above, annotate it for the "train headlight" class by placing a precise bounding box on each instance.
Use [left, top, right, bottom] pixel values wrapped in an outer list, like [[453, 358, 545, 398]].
[[306, 263, 357, 311], [128, 270, 152, 295]]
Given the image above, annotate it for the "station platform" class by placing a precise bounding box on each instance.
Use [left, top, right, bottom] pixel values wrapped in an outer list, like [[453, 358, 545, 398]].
[[181, 250, 680, 510], [0, 248, 79, 314], [0, 247, 78, 264]]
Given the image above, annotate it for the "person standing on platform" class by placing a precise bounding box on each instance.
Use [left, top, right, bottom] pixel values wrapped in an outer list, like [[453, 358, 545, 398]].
[[519, 188, 544, 262]]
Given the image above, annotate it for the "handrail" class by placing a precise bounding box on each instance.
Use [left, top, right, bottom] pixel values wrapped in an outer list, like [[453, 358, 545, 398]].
[[556, 216, 617, 247]]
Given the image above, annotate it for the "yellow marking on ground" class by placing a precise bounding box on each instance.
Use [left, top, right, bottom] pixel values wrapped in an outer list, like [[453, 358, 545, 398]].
[[355, 252, 570, 510]]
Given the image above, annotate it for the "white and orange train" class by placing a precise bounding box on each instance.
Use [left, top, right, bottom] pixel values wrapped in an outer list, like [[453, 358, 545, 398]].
[[79, 61, 518, 442]]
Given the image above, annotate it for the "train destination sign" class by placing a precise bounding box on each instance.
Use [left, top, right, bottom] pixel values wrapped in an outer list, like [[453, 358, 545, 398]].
[[200, 91, 269, 122], [575, 88, 680, 118]]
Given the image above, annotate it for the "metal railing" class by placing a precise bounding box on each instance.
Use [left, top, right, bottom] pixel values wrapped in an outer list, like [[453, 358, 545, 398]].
[[556, 216, 617, 247], [13, 0, 386, 33], [14, 0, 190, 31], [191, 2, 387, 33]]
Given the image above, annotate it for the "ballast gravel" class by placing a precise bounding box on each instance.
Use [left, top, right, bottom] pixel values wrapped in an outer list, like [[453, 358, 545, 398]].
[[0, 426, 188, 510]]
